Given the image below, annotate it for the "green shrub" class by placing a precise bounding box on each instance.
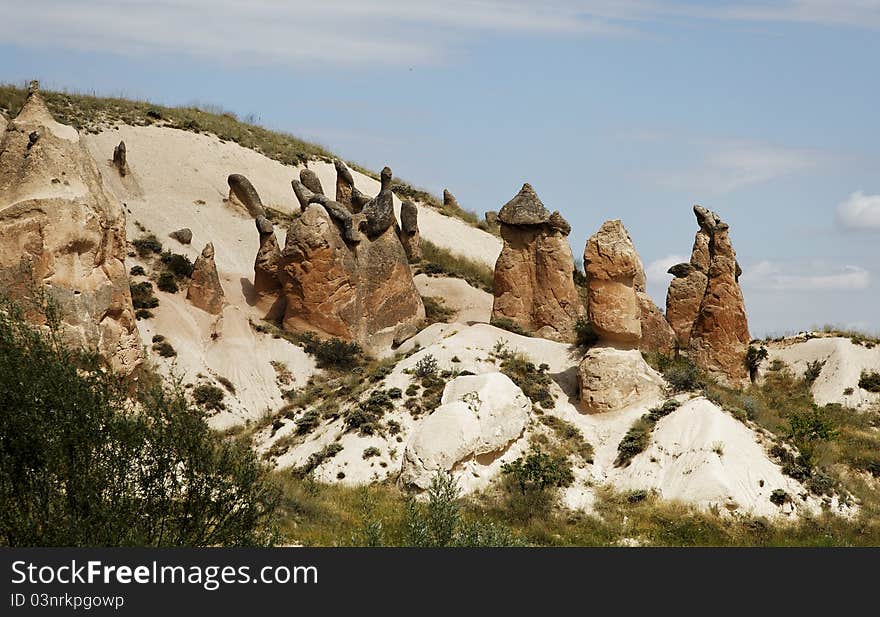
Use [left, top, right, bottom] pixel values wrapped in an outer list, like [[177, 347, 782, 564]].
[[362, 447, 381, 460], [0, 298, 279, 546], [575, 318, 598, 348], [858, 371, 880, 393], [420, 240, 494, 292], [539, 415, 594, 464], [160, 251, 194, 279], [615, 400, 681, 467], [192, 383, 226, 412], [132, 234, 162, 257], [297, 333, 364, 371], [151, 340, 177, 358], [134, 309, 153, 320], [294, 443, 343, 477], [659, 356, 704, 392], [345, 389, 396, 436], [130, 281, 159, 309], [490, 317, 531, 337], [502, 450, 574, 494], [414, 354, 439, 379], [769, 489, 790, 506], [129, 265, 146, 276], [157, 271, 178, 293], [296, 409, 321, 435], [745, 345, 768, 382], [804, 360, 825, 385], [422, 296, 455, 325], [496, 349, 555, 409]]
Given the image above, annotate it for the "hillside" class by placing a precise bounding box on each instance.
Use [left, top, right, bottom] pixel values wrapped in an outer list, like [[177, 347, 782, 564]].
[[2, 84, 880, 546]]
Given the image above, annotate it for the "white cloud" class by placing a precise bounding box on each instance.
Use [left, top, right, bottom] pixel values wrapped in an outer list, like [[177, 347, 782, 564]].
[[742, 260, 870, 291], [647, 141, 819, 194], [646, 254, 688, 283], [836, 191, 880, 231], [0, 1, 878, 68]]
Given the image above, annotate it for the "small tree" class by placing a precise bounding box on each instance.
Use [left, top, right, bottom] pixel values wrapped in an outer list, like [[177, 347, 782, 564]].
[[745, 345, 768, 383], [502, 450, 574, 495]]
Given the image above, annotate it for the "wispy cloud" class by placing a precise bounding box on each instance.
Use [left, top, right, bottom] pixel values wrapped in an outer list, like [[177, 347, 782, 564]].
[[645, 140, 820, 194], [1, 1, 878, 68], [742, 260, 871, 291], [836, 191, 880, 231]]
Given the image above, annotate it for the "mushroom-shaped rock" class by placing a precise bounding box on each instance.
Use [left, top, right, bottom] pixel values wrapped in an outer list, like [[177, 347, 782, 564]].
[[253, 216, 282, 296], [399, 200, 421, 262], [0, 80, 142, 375], [187, 243, 225, 314], [361, 166, 396, 239], [112, 140, 128, 176], [169, 228, 193, 245], [227, 174, 266, 218], [583, 220, 643, 346], [578, 347, 665, 414], [300, 168, 324, 196], [492, 184, 584, 342], [400, 372, 530, 491]]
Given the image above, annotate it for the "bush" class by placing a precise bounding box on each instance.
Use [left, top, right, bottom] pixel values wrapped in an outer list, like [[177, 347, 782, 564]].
[[858, 371, 880, 393], [658, 356, 704, 392], [496, 349, 555, 409], [134, 309, 153, 320], [152, 340, 177, 358], [345, 389, 395, 435], [157, 271, 179, 293], [615, 400, 680, 467], [294, 443, 343, 477], [160, 251, 194, 279], [804, 360, 825, 385], [129, 265, 146, 276], [362, 447, 381, 460], [422, 296, 455, 325], [297, 332, 363, 371], [130, 281, 159, 309], [575, 318, 598, 348], [769, 489, 790, 506], [413, 354, 439, 379], [192, 383, 226, 412], [745, 345, 768, 382], [502, 450, 574, 494], [296, 409, 321, 435], [0, 299, 279, 546], [490, 317, 531, 337], [132, 234, 163, 257]]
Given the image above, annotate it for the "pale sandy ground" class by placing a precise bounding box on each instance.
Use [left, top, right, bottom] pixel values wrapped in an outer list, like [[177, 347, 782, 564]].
[[82, 123, 853, 519], [760, 335, 880, 409]]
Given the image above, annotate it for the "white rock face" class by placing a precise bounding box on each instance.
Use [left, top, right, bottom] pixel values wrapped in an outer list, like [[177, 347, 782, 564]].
[[400, 372, 530, 490], [578, 347, 665, 413]]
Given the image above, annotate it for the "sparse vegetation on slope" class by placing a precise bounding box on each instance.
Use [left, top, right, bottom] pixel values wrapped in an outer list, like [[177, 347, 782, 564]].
[[420, 239, 494, 292]]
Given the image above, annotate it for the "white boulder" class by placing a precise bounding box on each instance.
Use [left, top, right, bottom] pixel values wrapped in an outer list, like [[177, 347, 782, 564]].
[[578, 347, 665, 413]]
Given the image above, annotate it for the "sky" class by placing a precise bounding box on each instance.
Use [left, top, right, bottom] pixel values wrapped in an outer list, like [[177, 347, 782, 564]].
[[1, 0, 878, 336]]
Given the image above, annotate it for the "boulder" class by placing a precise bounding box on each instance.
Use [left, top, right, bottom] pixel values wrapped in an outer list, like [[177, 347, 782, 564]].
[[399, 200, 421, 262], [187, 242, 225, 314], [227, 174, 266, 218], [492, 184, 585, 342], [300, 168, 324, 196], [688, 221, 750, 384], [400, 372, 530, 490], [112, 140, 128, 176], [583, 220, 642, 346], [253, 216, 281, 296], [0, 81, 142, 375], [578, 347, 665, 413], [169, 227, 192, 245]]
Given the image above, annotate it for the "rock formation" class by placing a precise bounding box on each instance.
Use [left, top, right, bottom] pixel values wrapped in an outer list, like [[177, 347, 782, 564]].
[[277, 185, 424, 351], [491, 183, 585, 342], [401, 372, 529, 490], [291, 178, 314, 212], [334, 159, 355, 212], [300, 168, 324, 196], [227, 174, 266, 218], [361, 166, 396, 239], [0, 113, 7, 133], [578, 348, 665, 413], [169, 227, 192, 245], [665, 206, 717, 346], [688, 220, 750, 384], [665, 206, 750, 384], [112, 140, 128, 176], [485, 211, 498, 226], [399, 200, 421, 262], [253, 216, 282, 296], [0, 81, 142, 375], [308, 193, 360, 244], [583, 220, 643, 346], [443, 189, 460, 212], [187, 242, 225, 314]]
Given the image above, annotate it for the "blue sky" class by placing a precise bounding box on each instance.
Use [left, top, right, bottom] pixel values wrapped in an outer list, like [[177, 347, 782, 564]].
[[1, 0, 878, 336]]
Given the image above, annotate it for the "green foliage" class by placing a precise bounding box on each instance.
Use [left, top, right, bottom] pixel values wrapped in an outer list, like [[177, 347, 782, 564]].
[[495, 347, 555, 409], [294, 443, 343, 477], [787, 409, 838, 447], [151, 340, 177, 358], [297, 332, 364, 371], [420, 240, 494, 292], [490, 317, 532, 337], [745, 345, 768, 382], [804, 360, 825, 385], [422, 295, 455, 325], [615, 400, 681, 467], [132, 234, 163, 257], [539, 415, 594, 464], [650, 354, 705, 392], [413, 354, 439, 379], [129, 281, 159, 309], [0, 299, 279, 546], [858, 371, 880, 393], [156, 271, 178, 293], [769, 489, 791, 506], [129, 265, 146, 276], [160, 251, 194, 279], [502, 450, 574, 494], [362, 447, 381, 460], [345, 389, 396, 436], [134, 309, 153, 320], [192, 383, 226, 412], [575, 318, 598, 348], [295, 409, 321, 435]]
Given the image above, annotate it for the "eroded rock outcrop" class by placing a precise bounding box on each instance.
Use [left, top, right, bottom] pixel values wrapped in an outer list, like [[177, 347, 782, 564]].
[[187, 242, 225, 314], [334, 159, 355, 212], [400, 372, 529, 490], [228, 173, 266, 218], [578, 347, 665, 413], [112, 140, 128, 176], [399, 200, 421, 262], [583, 220, 643, 346], [253, 216, 282, 296], [300, 168, 324, 196], [688, 220, 750, 384], [277, 167, 424, 351], [491, 183, 585, 342], [0, 81, 142, 375]]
